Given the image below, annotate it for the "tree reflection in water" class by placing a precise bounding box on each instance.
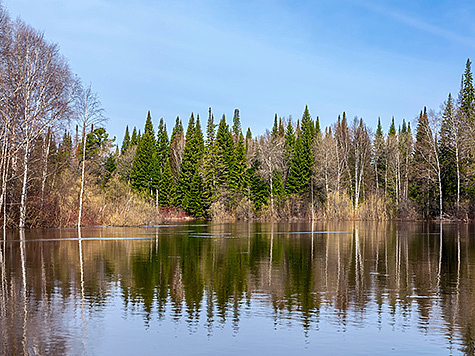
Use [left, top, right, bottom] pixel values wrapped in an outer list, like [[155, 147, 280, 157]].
[[0, 222, 474, 355]]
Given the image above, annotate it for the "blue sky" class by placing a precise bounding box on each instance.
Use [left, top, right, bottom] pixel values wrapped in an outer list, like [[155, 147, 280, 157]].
[[3, 0, 474, 142]]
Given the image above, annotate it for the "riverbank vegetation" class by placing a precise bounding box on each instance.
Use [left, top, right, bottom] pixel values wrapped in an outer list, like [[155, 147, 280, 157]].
[[1, 5, 475, 227]]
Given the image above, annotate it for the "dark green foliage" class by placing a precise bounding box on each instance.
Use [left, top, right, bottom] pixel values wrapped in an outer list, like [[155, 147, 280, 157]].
[[175, 114, 205, 214], [245, 127, 252, 152], [215, 115, 235, 189], [202, 109, 217, 212], [272, 114, 279, 138], [410, 107, 435, 216], [121, 126, 130, 154], [388, 117, 396, 136], [156, 118, 169, 170], [315, 116, 321, 137], [130, 127, 138, 146], [286, 106, 314, 195], [131, 113, 159, 193], [461, 59, 474, 117], [82, 127, 111, 161], [440, 93, 457, 208], [57, 129, 73, 168], [248, 159, 269, 210], [232, 109, 241, 138], [158, 160, 172, 206], [283, 117, 295, 180], [373, 117, 386, 190], [229, 132, 247, 195]]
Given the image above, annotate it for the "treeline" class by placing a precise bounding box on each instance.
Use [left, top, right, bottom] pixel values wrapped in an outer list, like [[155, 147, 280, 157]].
[[116, 59, 475, 221], [2, 4, 475, 227]]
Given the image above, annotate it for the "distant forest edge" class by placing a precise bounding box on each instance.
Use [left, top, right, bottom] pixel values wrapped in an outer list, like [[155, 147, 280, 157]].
[[1, 5, 475, 227]]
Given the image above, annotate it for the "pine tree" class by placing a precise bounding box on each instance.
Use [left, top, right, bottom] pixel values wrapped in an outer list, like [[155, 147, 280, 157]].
[[156, 118, 169, 172], [373, 117, 385, 191], [175, 114, 205, 215], [158, 159, 172, 206], [245, 127, 252, 152], [121, 126, 130, 154], [278, 118, 285, 137], [130, 113, 159, 193], [202, 108, 217, 213], [315, 116, 321, 137], [461, 59, 474, 118], [286, 106, 314, 195], [232, 109, 241, 140], [130, 127, 138, 146], [411, 107, 437, 217], [175, 114, 196, 208], [215, 115, 235, 190], [283, 117, 295, 182], [271, 114, 279, 138], [229, 132, 247, 195], [440, 93, 457, 209]]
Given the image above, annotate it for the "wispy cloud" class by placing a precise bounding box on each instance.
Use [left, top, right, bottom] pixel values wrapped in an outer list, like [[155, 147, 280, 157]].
[[356, 1, 475, 48]]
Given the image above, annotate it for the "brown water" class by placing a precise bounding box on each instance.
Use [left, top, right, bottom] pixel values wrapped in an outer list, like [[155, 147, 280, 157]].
[[1, 222, 475, 355]]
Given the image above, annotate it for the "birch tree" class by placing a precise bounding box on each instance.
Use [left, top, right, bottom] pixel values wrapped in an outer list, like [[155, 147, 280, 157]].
[[256, 130, 284, 216], [4, 20, 73, 228], [74, 84, 106, 228]]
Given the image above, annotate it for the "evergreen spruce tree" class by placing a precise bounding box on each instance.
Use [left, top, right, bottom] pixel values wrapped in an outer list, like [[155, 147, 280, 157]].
[[373, 117, 386, 191], [130, 127, 138, 146], [271, 114, 279, 138], [285, 106, 314, 195], [278, 118, 285, 137], [158, 159, 172, 206], [215, 115, 235, 190], [202, 108, 217, 214], [175, 114, 205, 215], [130, 112, 159, 193], [283, 117, 295, 182], [232, 109, 241, 140], [411, 107, 433, 216], [175, 114, 196, 208], [388, 117, 396, 136], [440, 93, 457, 209], [245, 127, 252, 152], [229, 132, 248, 195], [156, 118, 169, 172], [248, 156, 269, 210], [121, 126, 130, 154], [315, 116, 321, 137], [461, 59, 474, 117]]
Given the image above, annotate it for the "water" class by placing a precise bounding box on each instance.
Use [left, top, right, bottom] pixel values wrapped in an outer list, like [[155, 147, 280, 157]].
[[1, 222, 475, 355]]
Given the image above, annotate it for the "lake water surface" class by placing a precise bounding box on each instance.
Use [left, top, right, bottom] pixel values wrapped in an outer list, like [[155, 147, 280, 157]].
[[1, 222, 475, 355]]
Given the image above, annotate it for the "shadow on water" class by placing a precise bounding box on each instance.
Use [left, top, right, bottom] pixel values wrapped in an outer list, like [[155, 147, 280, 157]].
[[1, 221, 475, 354]]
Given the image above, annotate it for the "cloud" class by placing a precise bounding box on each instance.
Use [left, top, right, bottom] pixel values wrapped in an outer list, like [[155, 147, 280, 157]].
[[356, 1, 475, 48]]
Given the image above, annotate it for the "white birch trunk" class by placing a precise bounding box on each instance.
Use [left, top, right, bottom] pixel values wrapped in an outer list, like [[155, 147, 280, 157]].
[[40, 131, 52, 209], [19, 139, 31, 229], [78, 124, 87, 228]]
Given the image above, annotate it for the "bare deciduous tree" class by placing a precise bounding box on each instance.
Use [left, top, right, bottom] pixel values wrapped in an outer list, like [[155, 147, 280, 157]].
[[256, 130, 284, 216], [74, 84, 106, 228]]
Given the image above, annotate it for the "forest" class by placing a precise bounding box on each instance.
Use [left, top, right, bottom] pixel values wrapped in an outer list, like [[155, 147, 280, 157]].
[[1, 5, 475, 227]]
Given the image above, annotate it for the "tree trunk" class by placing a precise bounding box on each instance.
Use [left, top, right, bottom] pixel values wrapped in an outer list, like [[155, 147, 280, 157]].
[[456, 145, 460, 214], [19, 139, 31, 229], [78, 124, 87, 228], [269, 175, 274, 218], [40, 130, 52, 209]]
